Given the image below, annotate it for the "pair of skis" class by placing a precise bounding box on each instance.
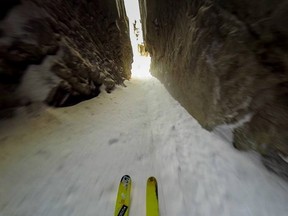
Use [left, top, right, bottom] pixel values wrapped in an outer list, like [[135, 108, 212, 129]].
[[114, 175, 159, 216]]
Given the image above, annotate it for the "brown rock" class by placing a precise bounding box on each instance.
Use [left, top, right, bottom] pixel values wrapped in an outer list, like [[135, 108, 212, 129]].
[[0, 0, 132, 110], [139, 0, 288, 178]]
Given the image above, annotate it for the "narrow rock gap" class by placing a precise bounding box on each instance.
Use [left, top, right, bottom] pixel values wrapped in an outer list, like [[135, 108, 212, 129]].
[[123, 0, 151, 79]]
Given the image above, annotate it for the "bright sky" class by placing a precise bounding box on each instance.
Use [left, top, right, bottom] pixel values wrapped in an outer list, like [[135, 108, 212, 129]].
[[123, 0, 150, 79], [124, 0, 143, 43], [124, 0, 141, 20]]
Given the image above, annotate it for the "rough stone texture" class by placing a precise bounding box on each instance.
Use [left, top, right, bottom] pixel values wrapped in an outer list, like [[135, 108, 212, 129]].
[[139, 0, 288, 177], [0, 0, 132, 114], [0, 0, 21, 20]]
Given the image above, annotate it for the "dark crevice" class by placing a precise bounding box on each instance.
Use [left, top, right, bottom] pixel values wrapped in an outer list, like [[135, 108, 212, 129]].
[[0, 0, 21, 20]]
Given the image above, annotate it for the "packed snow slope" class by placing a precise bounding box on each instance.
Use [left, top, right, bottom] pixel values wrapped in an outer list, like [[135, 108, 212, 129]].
[[1, 58, 288, 216]]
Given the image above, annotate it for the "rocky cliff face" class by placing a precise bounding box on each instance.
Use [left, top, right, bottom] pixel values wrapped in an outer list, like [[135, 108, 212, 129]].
[[0, 0, 132, 115], [139, 0, 288, 178]]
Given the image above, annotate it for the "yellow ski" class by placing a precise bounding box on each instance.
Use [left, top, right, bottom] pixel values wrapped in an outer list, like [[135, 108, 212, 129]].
[[114, 175, 131, 216], [146, 176, 159, 216]]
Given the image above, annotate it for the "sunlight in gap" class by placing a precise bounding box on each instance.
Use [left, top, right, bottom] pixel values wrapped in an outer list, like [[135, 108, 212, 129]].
[[124, 0, 151, 79]]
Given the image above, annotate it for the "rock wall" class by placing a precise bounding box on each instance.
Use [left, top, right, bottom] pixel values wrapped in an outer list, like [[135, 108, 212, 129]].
[[139, 0, 288, 178], [0, 0, 132, 115]]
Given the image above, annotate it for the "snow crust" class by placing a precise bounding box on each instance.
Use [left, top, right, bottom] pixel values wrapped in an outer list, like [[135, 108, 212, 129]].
[[17, 54, 62, 103], [1, 68, 288, 216]]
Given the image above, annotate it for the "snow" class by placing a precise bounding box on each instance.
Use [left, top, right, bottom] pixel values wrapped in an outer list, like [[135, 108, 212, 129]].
[[213, 113, 253, 143], [1, 61, 288, 215], [17, 54, 62, 103]]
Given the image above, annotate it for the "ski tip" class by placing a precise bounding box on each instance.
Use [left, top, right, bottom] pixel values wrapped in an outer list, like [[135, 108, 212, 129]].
[[147, 176, 157, 183], [121, 175, 131, 181]]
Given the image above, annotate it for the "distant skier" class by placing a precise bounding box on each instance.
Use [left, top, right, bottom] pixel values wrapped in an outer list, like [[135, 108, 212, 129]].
[[133, 20, 140, 41], [133, 20, 137, 32]]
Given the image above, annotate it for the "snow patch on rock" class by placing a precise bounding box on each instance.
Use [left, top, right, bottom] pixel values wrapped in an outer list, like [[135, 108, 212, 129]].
[[213, 113, 253, 143], [17, 54, 62, 102]]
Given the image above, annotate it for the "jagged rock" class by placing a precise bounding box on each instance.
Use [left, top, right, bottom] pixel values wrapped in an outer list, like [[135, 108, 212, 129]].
[[0, 0, 132, 111], [139, 0, 288, 178], [262, 150, 288, 180], [6, 41, 43, 63], [103, 78, 116, 93]]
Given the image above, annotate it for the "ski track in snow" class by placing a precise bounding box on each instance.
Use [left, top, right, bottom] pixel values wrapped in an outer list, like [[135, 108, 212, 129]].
[[1, 76, 288, 216]]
